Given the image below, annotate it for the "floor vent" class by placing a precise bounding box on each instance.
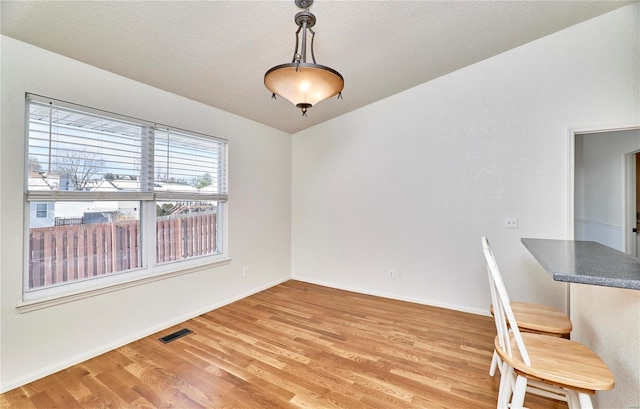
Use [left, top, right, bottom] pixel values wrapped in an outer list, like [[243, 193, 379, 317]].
[[159, 328, 193, 344]]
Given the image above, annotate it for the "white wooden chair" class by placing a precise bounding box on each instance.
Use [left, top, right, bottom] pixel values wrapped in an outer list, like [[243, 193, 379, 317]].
[[481, 236, 615, 409], [483, 237, 572, 379]]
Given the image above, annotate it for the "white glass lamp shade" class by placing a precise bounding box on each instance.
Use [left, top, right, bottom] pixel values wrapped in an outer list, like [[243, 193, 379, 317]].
[[264, 62, 344, 109]]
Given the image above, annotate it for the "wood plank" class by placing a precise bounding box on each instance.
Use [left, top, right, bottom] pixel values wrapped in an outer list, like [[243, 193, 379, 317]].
[[43, 229, 53, 285], [0, 281, 570, 409], [77, 226, 87, 279], [28, 376, 83, 409], [0, 387, 39, 409], [54, 228, 65, 283], [29, 230, 43, 288]]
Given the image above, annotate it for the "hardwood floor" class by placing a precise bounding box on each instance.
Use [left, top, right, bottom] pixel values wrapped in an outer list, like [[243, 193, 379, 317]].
[[1, 280, 568, 409]]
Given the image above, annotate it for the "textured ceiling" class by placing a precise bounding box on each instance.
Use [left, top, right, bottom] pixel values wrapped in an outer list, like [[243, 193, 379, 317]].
[[1, 1, 632, 134]]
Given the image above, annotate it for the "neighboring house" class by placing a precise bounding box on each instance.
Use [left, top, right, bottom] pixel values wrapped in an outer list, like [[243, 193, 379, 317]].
[[29, 202, 54, 228], [28, 174, 213, 229], [28, 174, 137, 227], [27, 175, 56, 228]]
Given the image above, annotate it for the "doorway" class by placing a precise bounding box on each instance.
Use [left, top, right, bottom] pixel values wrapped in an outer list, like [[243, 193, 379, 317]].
[[573, 127, 640, 255]]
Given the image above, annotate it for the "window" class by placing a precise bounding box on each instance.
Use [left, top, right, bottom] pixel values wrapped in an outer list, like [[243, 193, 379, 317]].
[[25, 94, 228, 296], [35, 203, 47, 218]]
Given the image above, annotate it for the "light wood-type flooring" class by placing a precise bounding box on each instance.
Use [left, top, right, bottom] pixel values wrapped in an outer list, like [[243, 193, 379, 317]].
[[1, 280, 568, 409]]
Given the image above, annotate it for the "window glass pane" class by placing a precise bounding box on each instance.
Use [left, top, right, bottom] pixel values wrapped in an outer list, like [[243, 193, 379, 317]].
[[156, 200, 219, 263], [28, 201, 141, 290]]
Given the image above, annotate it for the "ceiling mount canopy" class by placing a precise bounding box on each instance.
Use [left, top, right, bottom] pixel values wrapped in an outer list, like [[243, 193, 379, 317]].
[[264, 0, 344, 117]]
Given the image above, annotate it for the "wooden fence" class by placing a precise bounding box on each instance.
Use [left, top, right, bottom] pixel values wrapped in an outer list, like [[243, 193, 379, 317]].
[[156, 212, 217, 263], [29, 212, 217, 289]]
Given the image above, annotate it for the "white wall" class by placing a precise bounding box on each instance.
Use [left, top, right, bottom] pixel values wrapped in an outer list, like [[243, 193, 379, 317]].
[[292, 4, 639, 407], [571, 285, 640, 408], [0, 36, 292, 392]]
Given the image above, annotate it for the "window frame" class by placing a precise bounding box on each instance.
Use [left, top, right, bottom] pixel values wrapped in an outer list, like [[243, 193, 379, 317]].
[[20, 94, 230, 310], [35, 203, 47, 218]]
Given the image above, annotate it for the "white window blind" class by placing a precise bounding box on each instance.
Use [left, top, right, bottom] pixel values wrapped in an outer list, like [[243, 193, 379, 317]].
[[27, 96, 153, 201], [154, 128, 228, 201], [26, 94, 228, 202]]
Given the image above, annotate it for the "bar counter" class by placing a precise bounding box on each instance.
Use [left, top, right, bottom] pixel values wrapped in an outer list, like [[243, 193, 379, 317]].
[[521, 238, 640, 290]]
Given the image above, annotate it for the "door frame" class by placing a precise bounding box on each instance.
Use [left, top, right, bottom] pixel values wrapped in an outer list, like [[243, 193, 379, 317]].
[[625, 151, 638, 256], [568, 124, 640, 246]]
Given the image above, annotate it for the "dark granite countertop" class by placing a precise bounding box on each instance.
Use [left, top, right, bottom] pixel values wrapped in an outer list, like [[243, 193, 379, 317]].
[[521, 238, 640, 290]]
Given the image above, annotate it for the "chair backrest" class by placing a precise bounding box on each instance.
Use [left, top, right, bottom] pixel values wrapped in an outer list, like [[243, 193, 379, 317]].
[[481, 236, 531, 366]]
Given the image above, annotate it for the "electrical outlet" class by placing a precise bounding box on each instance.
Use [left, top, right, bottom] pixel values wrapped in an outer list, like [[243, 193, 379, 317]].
[[243, 267, 249, 277], [388, 270, 396, 280], [504, 217, 518, 229]]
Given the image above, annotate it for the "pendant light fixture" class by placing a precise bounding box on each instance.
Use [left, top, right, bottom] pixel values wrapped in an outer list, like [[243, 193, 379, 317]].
[[264, 0, 344, 116]]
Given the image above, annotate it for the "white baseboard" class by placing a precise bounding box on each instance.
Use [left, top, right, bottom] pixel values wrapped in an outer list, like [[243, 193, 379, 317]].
[[291, 276, 490, 317]]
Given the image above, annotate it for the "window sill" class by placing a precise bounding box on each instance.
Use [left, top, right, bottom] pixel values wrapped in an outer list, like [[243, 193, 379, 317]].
[[16, 257, 232, 313]]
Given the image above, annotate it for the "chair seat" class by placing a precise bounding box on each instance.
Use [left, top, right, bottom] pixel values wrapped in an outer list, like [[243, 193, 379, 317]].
[[490, 301, 572, 336], [495, 332, 615, 393]]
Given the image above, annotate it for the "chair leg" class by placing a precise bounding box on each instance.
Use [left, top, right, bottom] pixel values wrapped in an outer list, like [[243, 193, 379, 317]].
[[565, 390, 579, 409], [510, 374, 528, 409], [489, 350, 501, 376], [497, 363, 513, 409], [578, 393, 594, 409]]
